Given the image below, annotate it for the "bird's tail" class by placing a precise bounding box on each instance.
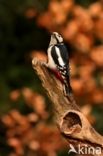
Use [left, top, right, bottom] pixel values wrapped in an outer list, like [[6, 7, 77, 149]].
[[63, 74, 72, 96], [63, 83, 72, 96]]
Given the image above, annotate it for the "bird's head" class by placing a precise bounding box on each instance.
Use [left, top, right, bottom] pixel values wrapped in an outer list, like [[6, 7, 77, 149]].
[[49, 32, 63, 46]]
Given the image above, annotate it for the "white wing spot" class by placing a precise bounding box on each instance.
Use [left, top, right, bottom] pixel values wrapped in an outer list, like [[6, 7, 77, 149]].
[[55, 47, 65, 66]]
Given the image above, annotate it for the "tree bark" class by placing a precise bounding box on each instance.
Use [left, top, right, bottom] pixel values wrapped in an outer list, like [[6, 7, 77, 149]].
[[32, 58, 103, 156]]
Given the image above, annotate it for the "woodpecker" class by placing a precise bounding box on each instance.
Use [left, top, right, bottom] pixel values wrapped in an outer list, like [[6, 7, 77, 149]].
[[47, 32, 72, 95]]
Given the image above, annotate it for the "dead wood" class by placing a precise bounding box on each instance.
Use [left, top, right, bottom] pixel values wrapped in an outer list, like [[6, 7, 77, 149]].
[[32, 58, 103, 156]]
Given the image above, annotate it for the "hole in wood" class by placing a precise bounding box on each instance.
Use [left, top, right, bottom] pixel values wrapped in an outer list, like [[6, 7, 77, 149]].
[[62, 112, 82, 134]]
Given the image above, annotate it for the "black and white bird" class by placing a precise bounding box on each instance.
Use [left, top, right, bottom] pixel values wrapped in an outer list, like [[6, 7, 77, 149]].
[[47, 32, 72, 95]]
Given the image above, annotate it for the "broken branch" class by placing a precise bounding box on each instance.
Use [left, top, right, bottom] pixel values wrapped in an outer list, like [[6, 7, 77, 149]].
[[32, 58, 103, 156]]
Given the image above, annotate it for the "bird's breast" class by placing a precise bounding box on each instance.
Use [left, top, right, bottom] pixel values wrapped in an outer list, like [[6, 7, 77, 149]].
[[47, 46, 57, 69]]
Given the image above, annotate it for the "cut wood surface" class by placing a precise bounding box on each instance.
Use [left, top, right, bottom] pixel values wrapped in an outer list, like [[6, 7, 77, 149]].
[[32, 58, 103, 156]]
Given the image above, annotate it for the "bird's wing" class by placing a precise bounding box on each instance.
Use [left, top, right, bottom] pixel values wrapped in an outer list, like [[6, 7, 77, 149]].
[[56, 44, 69, 64], [50, 44, 69, 67]]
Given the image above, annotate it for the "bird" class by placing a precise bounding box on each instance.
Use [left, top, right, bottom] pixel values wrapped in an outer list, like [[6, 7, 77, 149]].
[[47, 32, 72, 95]]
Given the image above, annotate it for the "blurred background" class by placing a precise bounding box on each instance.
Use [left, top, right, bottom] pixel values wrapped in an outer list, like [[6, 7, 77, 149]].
[[0, 0, 103, 155]]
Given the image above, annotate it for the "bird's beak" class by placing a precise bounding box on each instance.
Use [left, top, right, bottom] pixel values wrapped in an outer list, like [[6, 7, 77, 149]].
[[49, 33, 57, 46], [51, 33, 55, 38]]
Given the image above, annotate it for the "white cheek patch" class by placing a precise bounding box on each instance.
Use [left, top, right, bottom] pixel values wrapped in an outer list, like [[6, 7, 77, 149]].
[[55, 47, 65, 66], [57, 36, 63, 43]]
